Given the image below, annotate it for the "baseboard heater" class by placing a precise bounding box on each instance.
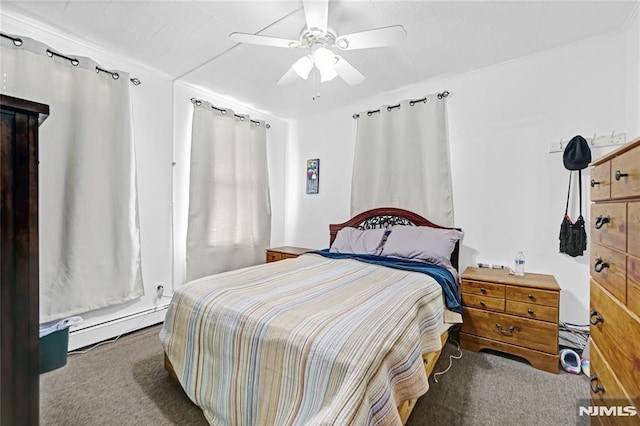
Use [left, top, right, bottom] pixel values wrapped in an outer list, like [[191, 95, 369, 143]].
[[68, 303, 170, 351], [69, 304, 170, 333]]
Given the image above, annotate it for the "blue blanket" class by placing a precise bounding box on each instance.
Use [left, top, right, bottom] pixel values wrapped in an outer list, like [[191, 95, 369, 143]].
[[310, 250, 461, 313]]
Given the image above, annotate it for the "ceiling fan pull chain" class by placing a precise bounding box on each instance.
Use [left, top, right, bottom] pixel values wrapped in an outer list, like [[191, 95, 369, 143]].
[[312, 68, 321, 100]]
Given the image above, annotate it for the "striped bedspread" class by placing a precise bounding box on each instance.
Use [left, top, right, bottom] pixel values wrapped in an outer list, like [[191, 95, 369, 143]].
[[160, 253, 452, 425]]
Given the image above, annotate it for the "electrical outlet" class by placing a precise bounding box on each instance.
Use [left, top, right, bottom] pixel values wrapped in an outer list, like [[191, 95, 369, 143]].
[[155, 283, 164, 299]]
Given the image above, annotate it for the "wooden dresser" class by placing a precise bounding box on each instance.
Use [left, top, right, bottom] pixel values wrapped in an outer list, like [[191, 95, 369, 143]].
[[588, 136, 640, 422], [266, 246, 312, 263], [1, 95, 49, 426], [460, 267, 560, 373]]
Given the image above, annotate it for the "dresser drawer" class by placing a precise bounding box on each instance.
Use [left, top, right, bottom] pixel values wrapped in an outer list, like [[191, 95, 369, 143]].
[[591, 161, 611, 201], [590, 203, 627, 252], [590, 243, 627, 303], [590, 280, 640, 397], [589, 339, 640, 426], [505, 285, 558, 307], [590, 338, 630, 401], [628, 256, 640, 318], [461, 293, 504, 313], [611, 144, 640, 199], [629, 202, 640, 257], [505, 300, 558, 323], [461, 280, 505, 298], [461, 307, 557, 354]]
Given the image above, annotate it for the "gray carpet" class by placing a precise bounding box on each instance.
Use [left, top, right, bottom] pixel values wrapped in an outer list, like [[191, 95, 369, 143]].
[[41, 325, 587, 425]]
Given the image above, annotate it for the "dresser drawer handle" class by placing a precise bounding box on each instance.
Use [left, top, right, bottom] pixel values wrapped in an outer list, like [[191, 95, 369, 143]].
[[480, 287, 487, 294], [614, 170, 628, 181], [590, 309, 604, 325], [495, 323, 514, 335], [594, 258, 610, 273], [590, 374, 604, 394], [527, 309, 534, 315], [594, 215, 610, 229], [479, 301, 486, 307], [590, 179, 600, 187], [527, 294, 534, 300]]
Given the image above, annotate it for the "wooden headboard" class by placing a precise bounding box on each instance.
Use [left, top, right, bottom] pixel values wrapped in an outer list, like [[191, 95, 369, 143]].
[[329, 207, 462, 270]]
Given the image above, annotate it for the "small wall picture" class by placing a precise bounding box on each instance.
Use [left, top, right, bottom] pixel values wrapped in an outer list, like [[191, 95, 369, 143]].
[[306, 159, 320, 194]]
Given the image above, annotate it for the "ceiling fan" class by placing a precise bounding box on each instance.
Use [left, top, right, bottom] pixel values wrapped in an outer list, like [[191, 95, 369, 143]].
[[229, 0, 406, 99]]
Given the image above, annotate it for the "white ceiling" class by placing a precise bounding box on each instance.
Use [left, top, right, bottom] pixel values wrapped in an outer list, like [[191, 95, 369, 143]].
[[1, 1, 638, 119]]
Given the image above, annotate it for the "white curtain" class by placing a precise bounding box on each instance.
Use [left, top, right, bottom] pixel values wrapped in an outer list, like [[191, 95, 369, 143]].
[[186, 102, 271, 281], [351, 94, 454, 226], [1, 35, 143, 322]]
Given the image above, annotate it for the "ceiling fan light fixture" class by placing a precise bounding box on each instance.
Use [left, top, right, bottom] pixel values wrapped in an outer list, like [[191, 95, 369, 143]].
[[292, 55, 314, 80], [335, 38, 349, 49], [312, 46, 337, 82]]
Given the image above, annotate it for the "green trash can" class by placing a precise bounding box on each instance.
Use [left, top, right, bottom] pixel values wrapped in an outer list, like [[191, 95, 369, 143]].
[[39, 326, 69, 374]]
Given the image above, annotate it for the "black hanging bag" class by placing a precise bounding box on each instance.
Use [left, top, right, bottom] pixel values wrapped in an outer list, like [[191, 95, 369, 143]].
[[559, 135, 591, 257], [559, 173, 587, 257]]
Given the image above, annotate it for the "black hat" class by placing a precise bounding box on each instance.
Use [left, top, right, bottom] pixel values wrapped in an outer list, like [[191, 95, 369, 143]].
[[563, 135, 592, 170]]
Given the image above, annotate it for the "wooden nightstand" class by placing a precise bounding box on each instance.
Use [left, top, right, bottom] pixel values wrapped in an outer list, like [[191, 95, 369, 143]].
[[460, 267, 561, 373], [266, 246, 313, 263]]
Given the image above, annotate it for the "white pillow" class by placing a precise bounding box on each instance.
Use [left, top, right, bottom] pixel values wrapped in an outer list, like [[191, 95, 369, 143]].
[[329, 227, 387, 255], [381, 225, 462, 266]]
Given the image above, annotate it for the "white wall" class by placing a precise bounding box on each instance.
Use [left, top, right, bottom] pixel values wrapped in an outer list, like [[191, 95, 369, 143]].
[[172, 81, 290, 288], [626, 4, 640, 136], [285, 31, 632, 325]]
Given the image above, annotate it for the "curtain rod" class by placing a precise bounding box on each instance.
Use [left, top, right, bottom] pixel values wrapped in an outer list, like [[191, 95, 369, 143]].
[[352, 90, 450, 119], [0, 32, 142, 86], [190, 98, 270, 129]]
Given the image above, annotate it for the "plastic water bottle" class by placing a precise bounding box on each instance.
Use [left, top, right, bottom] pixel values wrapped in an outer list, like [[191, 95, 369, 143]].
[[515, 251, 525, 276]]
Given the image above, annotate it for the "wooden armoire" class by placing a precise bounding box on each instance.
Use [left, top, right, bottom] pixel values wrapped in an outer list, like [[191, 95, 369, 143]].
[[1, 94, 49, 426]]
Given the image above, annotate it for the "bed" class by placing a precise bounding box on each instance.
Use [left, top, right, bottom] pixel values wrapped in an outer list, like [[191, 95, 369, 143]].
[[160, 207, 462, 425]]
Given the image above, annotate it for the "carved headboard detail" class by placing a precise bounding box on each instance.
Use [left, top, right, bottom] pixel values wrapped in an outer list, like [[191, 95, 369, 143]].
[[329, 207, 461, 270]]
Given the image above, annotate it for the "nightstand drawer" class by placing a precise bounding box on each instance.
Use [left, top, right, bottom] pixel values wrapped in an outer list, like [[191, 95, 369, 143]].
[[505, 300, 558, 323], [461, 280, 505, 298], [505, 286, 558, 308], [461, 293, 504, 313], [461, 307, 557, 354]]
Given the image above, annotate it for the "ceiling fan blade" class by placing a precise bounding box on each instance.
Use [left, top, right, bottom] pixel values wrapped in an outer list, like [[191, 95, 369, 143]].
[[277, 67, 300, 86], [335, 25, 407, 50], [230, 32, 301, 49], [302, 0, 328, 34], [334, 55, 364, 86]]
